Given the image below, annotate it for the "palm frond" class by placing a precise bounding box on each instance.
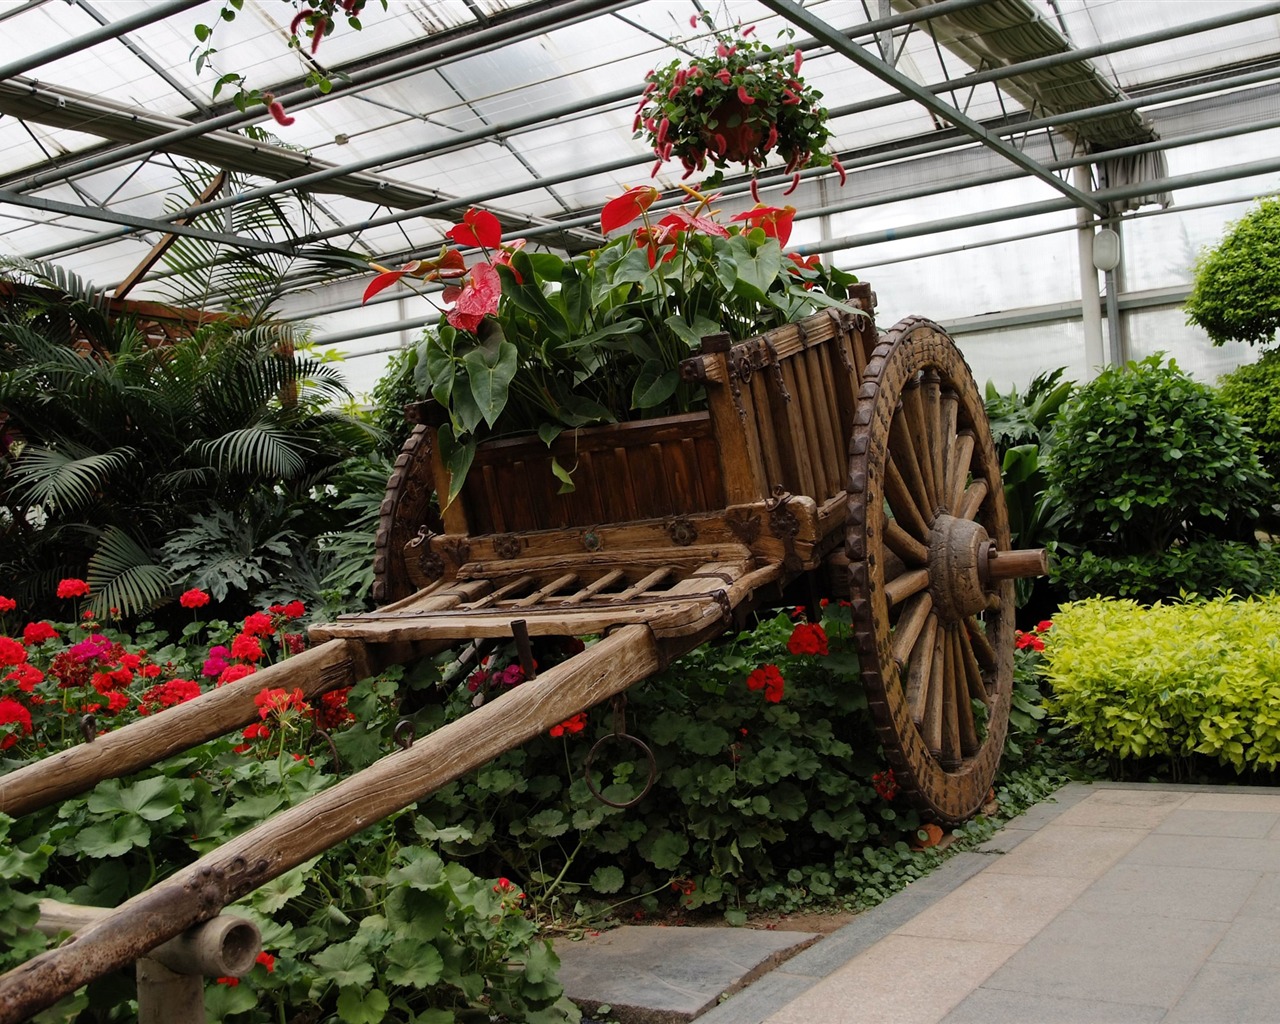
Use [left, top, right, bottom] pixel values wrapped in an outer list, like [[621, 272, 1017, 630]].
[[7, 443, 138, 515], [87, 526, 176, 619], [189, 426, 313, 479]]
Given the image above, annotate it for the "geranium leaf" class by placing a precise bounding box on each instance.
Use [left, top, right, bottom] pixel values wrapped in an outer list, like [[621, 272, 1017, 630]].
[[335, 986, 389, 1024], [384, 938, 444, 988], [74, 816, 150, 858], [311, 939, 376, 988], [589, 865, 624, 894]]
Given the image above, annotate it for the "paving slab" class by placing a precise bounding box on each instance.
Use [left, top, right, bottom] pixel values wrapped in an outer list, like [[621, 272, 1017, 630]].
[[555, 925, 819, 1024]]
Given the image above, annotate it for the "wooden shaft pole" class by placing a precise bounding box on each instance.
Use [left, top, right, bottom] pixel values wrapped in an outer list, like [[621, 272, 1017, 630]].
[[0, 639, 373, 819], [0, 625, 661, 1024], [985, 547, 1050, 580]]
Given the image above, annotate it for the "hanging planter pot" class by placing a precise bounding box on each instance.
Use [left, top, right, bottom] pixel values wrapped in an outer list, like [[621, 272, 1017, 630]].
[[635, 16, 846, 192]]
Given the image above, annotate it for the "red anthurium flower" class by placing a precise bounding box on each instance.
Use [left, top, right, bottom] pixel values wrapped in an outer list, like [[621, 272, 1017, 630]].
[[601, 185, 660, 235], [731, 204, 796, 247], [446, 262, 502, 334], [363, 270, 405, 303], [492, 238, 527, 283], [446, 208, 503, 250], [657, 208, 730, 239], [786, 252, 820, 273]]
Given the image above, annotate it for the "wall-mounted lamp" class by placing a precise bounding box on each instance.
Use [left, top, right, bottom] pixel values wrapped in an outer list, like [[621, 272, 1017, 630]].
[[1092, 228, 1121, 272]]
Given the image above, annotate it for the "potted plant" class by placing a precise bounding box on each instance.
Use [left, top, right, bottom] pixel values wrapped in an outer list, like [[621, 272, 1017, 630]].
[[363, 186, 859, 503], [635, 16, 846, 195]]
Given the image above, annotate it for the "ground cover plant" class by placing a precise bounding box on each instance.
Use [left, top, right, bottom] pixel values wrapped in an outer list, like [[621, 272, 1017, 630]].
[[1043, 594, 1280, 779], [0, 584, 1074, 1021]]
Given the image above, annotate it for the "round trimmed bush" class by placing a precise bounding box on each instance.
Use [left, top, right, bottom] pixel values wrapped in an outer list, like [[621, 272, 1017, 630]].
[[1185, 196, 1280, 348]]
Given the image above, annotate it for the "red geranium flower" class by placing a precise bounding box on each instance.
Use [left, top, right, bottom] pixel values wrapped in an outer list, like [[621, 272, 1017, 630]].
[[0, 595, 16, 613], [56, 578, 90, 599], [0, 636, 29, 667], [6, 664, 44, 692], [0, 696, 33, 750], [242, 612, 274, 638], [549, 711, 588, 738], [231, 634, 264, 663], [787, 622, 829, 657], [746, 664, 785, 703], [255, 686, 309, 719], [217, 664, 257, 686], [180, 589, 210, 609], [255, 951, 275, 973]]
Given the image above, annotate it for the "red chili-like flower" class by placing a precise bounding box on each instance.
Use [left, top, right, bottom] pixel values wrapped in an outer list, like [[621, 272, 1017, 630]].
[[180, 589, 210, 609], [56, 578, 89, 599], [261, 92, 294, 127]]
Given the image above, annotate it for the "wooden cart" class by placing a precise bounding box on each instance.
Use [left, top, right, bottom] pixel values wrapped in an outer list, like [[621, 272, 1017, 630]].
[[0, 286, 1046, 1021]]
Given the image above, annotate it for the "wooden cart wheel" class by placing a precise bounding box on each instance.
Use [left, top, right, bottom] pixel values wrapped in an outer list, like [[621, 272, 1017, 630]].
[[846, 317, 1019, 825], [373, 424, 443, 606]]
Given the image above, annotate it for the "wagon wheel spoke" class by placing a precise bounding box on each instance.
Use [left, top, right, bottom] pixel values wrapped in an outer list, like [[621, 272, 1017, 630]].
[[847, 319, 1026, 825]]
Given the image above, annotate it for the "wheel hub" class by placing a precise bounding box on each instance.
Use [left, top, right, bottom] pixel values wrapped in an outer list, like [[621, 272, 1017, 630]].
[[927, 513, 991, 623]]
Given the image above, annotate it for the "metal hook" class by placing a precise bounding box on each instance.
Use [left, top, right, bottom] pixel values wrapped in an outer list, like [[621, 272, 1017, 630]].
[[583, 695, 657, 809], [308, 725, 342, 774], [393, 719, 416, 750]]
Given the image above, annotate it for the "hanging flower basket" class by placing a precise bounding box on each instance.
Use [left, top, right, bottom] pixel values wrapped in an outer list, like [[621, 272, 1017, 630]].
[[635, 16, 845, 194]]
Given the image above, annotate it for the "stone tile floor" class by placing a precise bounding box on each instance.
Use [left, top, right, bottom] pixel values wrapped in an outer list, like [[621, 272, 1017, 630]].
[[696, 782, 1280, 1024]]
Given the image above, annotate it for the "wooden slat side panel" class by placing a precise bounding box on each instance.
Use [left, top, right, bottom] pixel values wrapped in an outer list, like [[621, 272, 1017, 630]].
[[453, 413, 724, 533]]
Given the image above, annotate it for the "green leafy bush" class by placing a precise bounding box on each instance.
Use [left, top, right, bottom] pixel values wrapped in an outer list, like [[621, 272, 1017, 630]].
[[1218, 348, 1280, 478], [1045, 355, 1273, 601], [1185, 195, 1280, 347], [1044, 595, 1280, 773], [1052, 540, 1280, 605]]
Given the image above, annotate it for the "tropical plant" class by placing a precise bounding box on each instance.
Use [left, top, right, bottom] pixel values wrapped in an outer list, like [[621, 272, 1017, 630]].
[[1185, 195, 1280, 347], [365, 188, 859, 500], [984, 368, 1074, 462], [0, 261, 379, 620], [635, 16, 843, 192]]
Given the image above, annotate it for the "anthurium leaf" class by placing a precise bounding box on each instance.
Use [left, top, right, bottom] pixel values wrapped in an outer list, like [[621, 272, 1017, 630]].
[[633, 360, 680, 410], [384, 937, 445, 987], [436, 425, 476, 508], [74, 816, 151, 858], [463, 340, 517, 428], [420, 337, 455, 406], [555, 395, 615, 427], [664, 313, 723, 350], [551, 457, 576, 494], [538, 423, 563, 447], [558, 318, 648, 352], [336, 986, 389, 1024], [609, 247, 658, 290], [729, 235, 783, 303], [310, 939, 376, 988]]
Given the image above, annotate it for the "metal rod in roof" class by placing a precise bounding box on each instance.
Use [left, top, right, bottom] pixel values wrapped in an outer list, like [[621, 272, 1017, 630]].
[[5, 0, 640, 194], [758, 0, 1107, 214], [0, 0, 207, 82]]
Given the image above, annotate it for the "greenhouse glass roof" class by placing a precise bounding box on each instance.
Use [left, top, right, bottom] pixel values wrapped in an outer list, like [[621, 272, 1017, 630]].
[[1, 0, 1278, 389]]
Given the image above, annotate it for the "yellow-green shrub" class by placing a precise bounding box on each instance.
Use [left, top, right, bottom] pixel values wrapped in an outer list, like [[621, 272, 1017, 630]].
[[1045, 596, 1280, 771]]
